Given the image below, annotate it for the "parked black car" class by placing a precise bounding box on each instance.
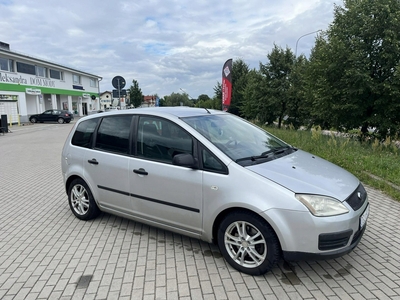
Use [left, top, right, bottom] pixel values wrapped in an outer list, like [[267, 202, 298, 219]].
[[29, 110, 74, 124]]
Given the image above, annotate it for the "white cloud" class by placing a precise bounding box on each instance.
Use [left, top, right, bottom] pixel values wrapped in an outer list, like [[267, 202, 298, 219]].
[[0, 0, 339, 98]]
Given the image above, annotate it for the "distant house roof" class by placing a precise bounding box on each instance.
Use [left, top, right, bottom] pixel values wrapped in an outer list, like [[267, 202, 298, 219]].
[[143, 95, 157, 103]]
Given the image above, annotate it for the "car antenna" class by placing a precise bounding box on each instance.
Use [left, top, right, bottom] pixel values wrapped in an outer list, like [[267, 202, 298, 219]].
[[204, 108, 211, 114]]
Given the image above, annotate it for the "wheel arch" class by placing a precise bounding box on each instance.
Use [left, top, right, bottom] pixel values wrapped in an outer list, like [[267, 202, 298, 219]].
[[211, 207, 282, 251], [65, 175, 94, 198]]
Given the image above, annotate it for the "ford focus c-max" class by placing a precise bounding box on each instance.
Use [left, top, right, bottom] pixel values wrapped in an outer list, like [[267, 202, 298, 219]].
[[61, 107, 369, 275]]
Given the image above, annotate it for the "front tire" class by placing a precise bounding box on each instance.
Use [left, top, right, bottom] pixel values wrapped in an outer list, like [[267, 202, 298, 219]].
[[30, 117, 37, 123], [217, 211, 281, 275], [68, 178, 100, 220]]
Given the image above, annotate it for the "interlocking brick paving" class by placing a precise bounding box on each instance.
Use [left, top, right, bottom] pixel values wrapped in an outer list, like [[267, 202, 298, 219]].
[[0, 122, 399, 299]]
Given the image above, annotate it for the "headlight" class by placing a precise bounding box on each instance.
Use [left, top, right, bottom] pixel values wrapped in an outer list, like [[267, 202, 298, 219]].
[[295, 194, 349, 217]]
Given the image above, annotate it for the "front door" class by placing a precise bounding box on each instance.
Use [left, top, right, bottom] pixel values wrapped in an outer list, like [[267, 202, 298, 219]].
[[128, 116, 203, 236]]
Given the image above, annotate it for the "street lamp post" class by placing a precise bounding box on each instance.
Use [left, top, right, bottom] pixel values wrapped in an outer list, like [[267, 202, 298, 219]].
[[180, 88, 197, 107], [180, 88, 194, 100], [295, 30, 322, 57]]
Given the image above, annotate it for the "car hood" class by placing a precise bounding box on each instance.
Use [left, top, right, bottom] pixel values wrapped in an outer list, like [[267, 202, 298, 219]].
[[246, 149, 358, 201]]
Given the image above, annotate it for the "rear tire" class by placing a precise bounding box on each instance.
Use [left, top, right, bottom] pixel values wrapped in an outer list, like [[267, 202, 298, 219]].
[[217, 211, 281, 275], [68, 178, 100, 220], [58, 118, 65, 124]]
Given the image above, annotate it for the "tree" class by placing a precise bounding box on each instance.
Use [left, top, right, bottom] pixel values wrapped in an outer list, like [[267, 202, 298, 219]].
[[197, 94, 210, 102], [286, 54, 311, 128], [128, 79, 143, 108], [241, 69, 275, 124], [258, 44, 295, 128], [228, 59, 250, 117], [307, 0, 400, 138], [162, 93, 194, 107]]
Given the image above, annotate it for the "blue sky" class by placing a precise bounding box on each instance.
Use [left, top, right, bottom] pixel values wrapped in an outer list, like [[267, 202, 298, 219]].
[[0, 0, 339, 99]]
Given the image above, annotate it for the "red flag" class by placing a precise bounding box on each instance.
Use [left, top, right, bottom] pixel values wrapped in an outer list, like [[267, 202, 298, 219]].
[[222, 59, 232, 111]]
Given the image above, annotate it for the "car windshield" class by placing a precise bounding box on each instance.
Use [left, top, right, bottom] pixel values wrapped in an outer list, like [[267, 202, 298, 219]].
[[182, 114, 295, 166]]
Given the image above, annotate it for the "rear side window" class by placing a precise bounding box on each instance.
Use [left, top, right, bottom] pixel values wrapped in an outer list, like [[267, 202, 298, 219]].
[[71, 119, 99, 148], [95, 116, 132, 154]]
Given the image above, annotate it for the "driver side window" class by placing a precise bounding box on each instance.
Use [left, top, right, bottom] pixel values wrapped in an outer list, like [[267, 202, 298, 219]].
[[136, 116, 193, 163]]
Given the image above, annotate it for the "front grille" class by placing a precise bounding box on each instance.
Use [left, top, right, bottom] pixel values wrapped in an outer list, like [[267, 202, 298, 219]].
[[345, 183, 367, 211], [319, 229, 353, 251]]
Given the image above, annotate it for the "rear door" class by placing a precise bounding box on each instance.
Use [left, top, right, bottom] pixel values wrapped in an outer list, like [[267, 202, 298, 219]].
[[82, 115, 134, 215], [128, 116, 203, 236]]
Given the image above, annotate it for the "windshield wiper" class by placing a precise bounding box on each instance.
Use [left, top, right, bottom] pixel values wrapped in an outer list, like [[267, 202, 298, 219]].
[[235, 146, 296, 163]]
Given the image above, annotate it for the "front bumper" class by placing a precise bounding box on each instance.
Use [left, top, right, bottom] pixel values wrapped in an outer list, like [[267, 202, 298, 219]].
[[263, 190, 369, 261], [282, 225, 366, 261]]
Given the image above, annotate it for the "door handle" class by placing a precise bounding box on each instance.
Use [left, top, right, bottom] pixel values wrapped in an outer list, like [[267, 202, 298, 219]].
[[88, 159, 99, 165], [133, 168, 148, 175]]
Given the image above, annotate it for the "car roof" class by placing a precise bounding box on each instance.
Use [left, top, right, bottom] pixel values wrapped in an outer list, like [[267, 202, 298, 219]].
[[101, 107, 227, 118]]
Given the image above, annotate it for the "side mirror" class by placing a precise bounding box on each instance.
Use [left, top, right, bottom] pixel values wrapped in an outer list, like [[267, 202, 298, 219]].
[[172, 153, 198, 169]]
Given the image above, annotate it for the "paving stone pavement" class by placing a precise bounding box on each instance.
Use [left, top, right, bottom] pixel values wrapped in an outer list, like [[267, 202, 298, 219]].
[[0, 121, 399, 300]]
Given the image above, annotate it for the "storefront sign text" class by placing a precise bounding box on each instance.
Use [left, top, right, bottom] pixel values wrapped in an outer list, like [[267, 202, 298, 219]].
[[0, 73, 28, 84], [30, 78, 56, 87], [26, 88, 42, 95]]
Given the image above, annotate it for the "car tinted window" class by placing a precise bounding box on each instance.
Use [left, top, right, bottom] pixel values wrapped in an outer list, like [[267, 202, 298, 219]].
[[202, 147, 226, 173], [71, 119, 99, 148], [182, 114, 289, 163], [95, 116, 132, 154], [136, 116, 193, 162]]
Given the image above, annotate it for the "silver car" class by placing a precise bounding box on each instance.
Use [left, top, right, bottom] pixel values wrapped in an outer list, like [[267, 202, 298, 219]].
[[61, 107, 369, 275]]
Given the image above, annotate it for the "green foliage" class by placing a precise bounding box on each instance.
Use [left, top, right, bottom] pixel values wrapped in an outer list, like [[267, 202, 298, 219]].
[[241, 69, 275, 124], [228, 59, 250, 117], [162, 92, 194, 107], [287, 55, 311, 128], [197, 94, 210, 102], [261, 44, 296, 128], [307, 0, 400, 138], [128, 79, 143, 108], [212, 82, 223, 110], [196, 96, 222, 110]]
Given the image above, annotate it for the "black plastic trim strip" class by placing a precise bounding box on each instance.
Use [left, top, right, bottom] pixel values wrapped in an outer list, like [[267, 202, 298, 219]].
[[98, 185, 200, 213], [98, 185, 130, 196], [130, 193, 200, 213]]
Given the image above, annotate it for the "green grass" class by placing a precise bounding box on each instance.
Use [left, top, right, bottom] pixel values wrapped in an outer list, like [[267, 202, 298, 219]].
[[264, 125, 400, 202]]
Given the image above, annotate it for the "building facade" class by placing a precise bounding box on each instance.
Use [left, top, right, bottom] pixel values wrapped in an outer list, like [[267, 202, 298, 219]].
[[0, 42, 102, 123], [99, 91, 113, 109], [142, 95, 158, 107]]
